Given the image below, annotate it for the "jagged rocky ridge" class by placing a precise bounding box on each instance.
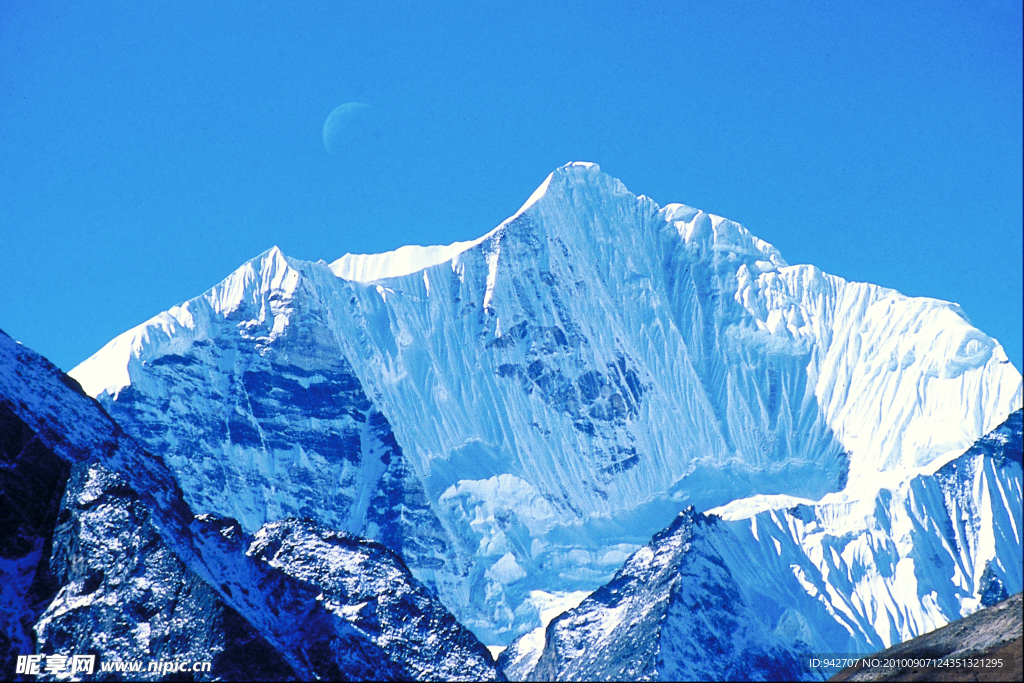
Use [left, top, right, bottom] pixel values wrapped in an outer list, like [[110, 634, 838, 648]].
[[35, 460, 298, 682], [69, 162, 1022, 647], [0, 330, 502, 680], [505, 410, 1022, 681]]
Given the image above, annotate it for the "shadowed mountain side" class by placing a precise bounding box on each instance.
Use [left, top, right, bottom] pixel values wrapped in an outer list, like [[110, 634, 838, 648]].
[[0, 359, 296, 681]]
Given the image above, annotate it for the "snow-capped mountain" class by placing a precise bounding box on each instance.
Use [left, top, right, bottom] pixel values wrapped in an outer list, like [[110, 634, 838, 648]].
[[504, 409, 1022, 681], [69, 162, 1022, 648], [0, 330, 503, 680]]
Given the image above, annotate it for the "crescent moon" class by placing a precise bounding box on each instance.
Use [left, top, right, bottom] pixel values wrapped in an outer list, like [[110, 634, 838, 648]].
[[322, 102, 370, 156]]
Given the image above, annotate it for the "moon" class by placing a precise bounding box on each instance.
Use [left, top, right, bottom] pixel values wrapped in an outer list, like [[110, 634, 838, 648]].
[[322, 102, 370, 156]]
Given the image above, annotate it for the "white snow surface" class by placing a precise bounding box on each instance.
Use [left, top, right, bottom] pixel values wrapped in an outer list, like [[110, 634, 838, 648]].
[[70, 162, 1022, 647], [331, 239, 488, 283]]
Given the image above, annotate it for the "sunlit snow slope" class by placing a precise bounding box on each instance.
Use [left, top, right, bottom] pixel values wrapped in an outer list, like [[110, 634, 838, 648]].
[[70, 162, 1022, 645]]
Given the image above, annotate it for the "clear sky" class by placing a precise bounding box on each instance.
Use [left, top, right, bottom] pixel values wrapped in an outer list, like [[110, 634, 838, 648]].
[[1, 0, 1021, 373]]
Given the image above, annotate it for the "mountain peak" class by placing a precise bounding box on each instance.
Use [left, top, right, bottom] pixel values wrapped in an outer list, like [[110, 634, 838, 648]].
[[72, 245, 302, 398], [327, 162, 612, 284]]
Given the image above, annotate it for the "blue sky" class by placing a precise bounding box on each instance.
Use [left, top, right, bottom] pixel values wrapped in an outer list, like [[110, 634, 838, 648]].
[[1, 0, 1021, 372]]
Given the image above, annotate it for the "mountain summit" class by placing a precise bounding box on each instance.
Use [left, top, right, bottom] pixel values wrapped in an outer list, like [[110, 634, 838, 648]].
[[70, 163, 1022, 647]]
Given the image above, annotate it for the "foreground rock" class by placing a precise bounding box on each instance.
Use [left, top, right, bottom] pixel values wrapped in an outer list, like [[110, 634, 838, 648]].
[[0, 329, 503, 680], [830, 592, 1022, 682]]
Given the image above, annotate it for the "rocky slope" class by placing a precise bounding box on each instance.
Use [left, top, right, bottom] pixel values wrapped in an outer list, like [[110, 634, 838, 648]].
[[69, 162, 1022, 646], [831, 591, 1022, 682], [36, 459, 298, 681], [520, 508, 806, 682], [0, 329, 502, 680]]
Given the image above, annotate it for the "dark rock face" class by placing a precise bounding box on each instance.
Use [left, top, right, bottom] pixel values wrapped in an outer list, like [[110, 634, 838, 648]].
[[0, 402, 69, 675], [0, 341, 296, 681], [37, 460, 296, 682], [0, 329, 504, 681], [978, 562, 1009, 607]]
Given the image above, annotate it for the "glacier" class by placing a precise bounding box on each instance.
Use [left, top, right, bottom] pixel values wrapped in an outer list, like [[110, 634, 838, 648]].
[[69, 162, 1022, 646]]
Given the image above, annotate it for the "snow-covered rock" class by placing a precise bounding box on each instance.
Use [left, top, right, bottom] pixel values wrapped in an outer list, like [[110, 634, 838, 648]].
[[528, 507, 807, 682], [69, 162, 1022, 646], [246, 519, 500, 682], [514, 410, 1022, 681], [37, 461, 298, 682]]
